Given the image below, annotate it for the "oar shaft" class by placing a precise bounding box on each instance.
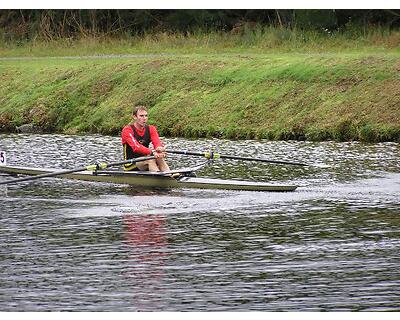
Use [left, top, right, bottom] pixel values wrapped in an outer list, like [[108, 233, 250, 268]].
[[99, 155, 155, 169], [167, 149, 306, 166], [0, 155, 154, 185], [221, 154, 306, 166], [0, 167, 87, 185]]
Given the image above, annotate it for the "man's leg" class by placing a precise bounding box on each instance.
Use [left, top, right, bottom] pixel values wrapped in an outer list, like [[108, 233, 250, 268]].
[[136, 160, 151, 171], [136, 159, 169, 172], [156, 158, 170, 171]]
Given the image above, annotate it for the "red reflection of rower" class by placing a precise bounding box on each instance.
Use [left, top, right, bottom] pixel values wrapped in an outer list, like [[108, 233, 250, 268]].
[[123, 213, 167, 310], [124, 214, 167, 251]]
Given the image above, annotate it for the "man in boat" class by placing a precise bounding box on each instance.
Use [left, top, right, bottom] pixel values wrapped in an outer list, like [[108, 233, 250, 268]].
[[121, 105, 170, 172]]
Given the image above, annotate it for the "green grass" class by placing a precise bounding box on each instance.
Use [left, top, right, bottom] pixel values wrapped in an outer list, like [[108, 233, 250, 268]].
[[0, 32, 399, 142], [1, 26, 399, 57]]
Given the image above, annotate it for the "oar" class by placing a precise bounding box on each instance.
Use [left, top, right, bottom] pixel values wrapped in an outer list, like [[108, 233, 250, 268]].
[[166, 149, 307, 166], [0, 155, 155, 185]]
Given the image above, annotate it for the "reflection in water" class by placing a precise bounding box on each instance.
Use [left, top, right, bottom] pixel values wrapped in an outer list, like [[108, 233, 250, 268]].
[[123, 213, 167, 311], [0, 134, 399, 311]]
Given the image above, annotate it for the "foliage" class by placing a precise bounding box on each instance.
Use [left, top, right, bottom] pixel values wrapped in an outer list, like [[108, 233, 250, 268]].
[[0, 9, 399, 42]]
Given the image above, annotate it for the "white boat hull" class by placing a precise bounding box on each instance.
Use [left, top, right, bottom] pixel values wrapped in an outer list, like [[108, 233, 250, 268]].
[[0, 165, 298, 192]]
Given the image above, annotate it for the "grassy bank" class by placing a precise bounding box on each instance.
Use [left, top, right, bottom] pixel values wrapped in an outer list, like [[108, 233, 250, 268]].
[[0, 49, 399, 142]]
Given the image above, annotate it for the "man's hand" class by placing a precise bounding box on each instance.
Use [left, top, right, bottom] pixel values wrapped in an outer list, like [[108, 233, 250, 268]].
[[155, 146, 166, 153], [153, 148, 167, 159]]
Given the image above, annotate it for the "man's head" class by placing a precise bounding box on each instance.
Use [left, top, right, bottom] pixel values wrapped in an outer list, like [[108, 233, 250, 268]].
[[133, 105, 148, 129]]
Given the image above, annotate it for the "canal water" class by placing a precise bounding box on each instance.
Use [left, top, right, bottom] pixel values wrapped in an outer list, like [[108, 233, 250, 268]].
[[0, 134, 399, 311]]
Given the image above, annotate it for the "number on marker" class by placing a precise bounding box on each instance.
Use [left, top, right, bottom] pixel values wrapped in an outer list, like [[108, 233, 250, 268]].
[[0, 151, 6, 166]]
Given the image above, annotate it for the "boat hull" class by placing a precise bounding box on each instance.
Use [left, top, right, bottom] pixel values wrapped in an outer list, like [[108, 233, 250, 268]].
[[0, 165, 297, 192]]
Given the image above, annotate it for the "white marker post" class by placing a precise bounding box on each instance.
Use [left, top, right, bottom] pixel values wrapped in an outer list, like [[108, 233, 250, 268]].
[[0, 151, 6, 166]]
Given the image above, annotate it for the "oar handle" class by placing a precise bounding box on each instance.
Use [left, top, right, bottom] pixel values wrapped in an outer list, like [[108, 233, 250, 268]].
[[166, 149, 307, 166]]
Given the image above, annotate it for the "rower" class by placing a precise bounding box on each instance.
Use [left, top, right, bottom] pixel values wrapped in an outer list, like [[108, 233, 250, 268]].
[[121, 105, 170, 172]]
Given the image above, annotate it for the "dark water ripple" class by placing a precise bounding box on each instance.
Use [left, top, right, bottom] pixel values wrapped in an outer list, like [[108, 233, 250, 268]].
[[0, 133, 399, 311]]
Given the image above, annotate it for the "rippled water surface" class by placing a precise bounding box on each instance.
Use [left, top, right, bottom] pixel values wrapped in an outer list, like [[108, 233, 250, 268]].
[[0, 134, 399, 311]]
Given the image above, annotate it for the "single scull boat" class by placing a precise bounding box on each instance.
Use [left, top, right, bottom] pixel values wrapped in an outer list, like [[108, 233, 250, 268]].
[[0, 163, 297, 192], [0, 149, 303, 191]]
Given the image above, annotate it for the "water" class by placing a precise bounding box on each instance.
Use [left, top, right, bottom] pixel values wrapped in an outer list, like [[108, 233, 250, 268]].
[[0, 134, 399, 311]]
